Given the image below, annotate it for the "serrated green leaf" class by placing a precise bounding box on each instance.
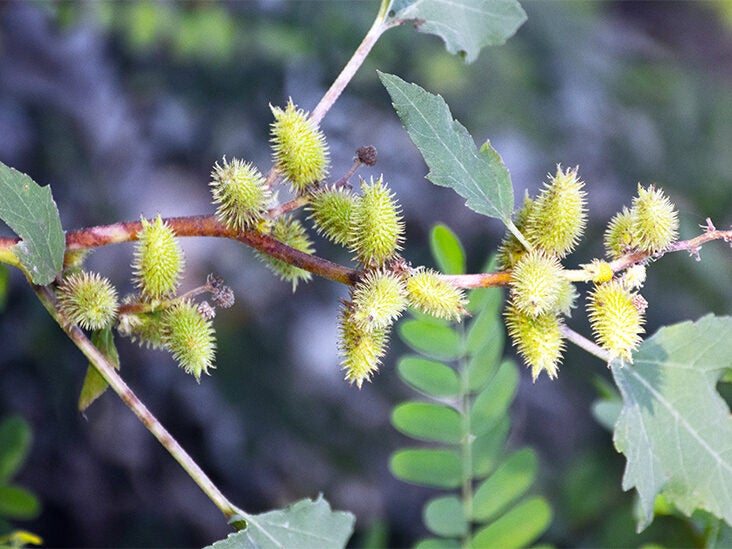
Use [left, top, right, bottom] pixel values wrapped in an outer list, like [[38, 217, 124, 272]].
[[429, 224, 465, 275], [470, 496, 551, 549], [79, 328, 120, 412], [423, 495, 467, 537], [379, 73, 514, 223], [392, 402, 462, 444], [397, 356, 460, 398], [206, 495, 354, 549], [390, 448, 462, 488], [415, 538, 461, 549], [0, 162, 64, 285], [387, 0, 526, 63], [0, 417, 31, 484], [472, 448, 537, 522], [399, 319, 462, 360], [0, 485, 40, 520], [611, 315, 732, 531], [470, 360, 518, 436], [471, 417, 510, 478]]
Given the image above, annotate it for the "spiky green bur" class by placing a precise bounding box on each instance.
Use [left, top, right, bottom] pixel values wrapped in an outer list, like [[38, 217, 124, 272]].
[[351, 270, 407, 330], [630, 184, 679, 253], [308, 187, 356, 246], [257, 214, 314, 291], [405, 267, 467, 321], [57, 271, 118, 330], [525, 165, 587, 257], [604, 206, 634, 259], [338, 305, 388, 389], [210, 157, 271, 231], [587, 279, 645, 363], [509, 250, 565, 317], [555, 278, 578, 317], [497, 193, 534, 270], [505, 302, 564, 382], [270, 99, 329, 193], [349, 177, 404, 266], [162, 301, 216, 382], [132, 215, 184, 302], [622, 264, 647, 290]]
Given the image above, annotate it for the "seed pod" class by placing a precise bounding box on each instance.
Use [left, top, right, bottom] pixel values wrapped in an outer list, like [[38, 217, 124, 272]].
[[496, 193, 534, 270], [405, 267, 467, 322], [256, 214, 314, 291], [307, 186, 356, 246], [554, 278, 578, 318], [270, 99, 329, 193], [604, 206, 635, 259], [210, 157, 271, 231], [587, 279, 645, 363], [505, 301, 564, 382], [630, 184, 679, 253], [525, 165, 587, 257], [120, 311, 167, 350], [349, 176, 404, 266], [338, 305, 388, 389], [132, 215, 184, 302], [583, 259, 614, 284], [57, 271, 118, 330], [509, 250, 565, 317], [351, 269, 407, 330], [162, 301, 216, 382]]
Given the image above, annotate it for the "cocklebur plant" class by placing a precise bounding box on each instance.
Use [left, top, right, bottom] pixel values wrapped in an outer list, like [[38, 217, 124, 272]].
[[2, 1, 732, 547]]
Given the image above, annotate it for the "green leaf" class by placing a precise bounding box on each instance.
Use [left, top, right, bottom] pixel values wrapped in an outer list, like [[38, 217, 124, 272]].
[[466, 342, 503, 393], [415, 538, 461, 549], [429, 224, 465, 275], [387, 0, 527, 63], [397, 356, 460, 398], [206, 495, 354, 549], [0, 485, 40, 520], [470, 360, 518, 436], [591, 399, 622, 432], [391, 402, 462, 444], [0, 417, 31, 484], [472, 448, 537, 521], [470, 496, 551, 549], [78, 328, 120, 412], [0, 162, 64, 285], [611, 315, 732, 531], [423, 495, 467, 537], [390, 448, 462, 488], [379, 73, 514, 224], [471, 417, 510, 477], [399, 319, 462, 360]]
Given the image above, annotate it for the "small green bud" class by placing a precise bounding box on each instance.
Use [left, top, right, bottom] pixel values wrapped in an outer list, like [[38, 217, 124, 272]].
[[497, 193, 534, 270], [509, 250, 565, 317], [505, 301, 564, 382], [582, 259, 614, 284], [132, 215, 184, 302], [349, 176, 404, 266], [210, 157, 271, 231], [307, 186, 356, 246], [525, 165, 587, 257], [621, 264, 647, 290], [257, 214, 314, 291], [338, 305, 388, 389], [587, 279, 645, 363], [604, 206, 635, 259], [162, 301, 216, 382], [405, 267, 467, 321], [270, 99, 329, 193], [57, 271, 118, 330], [351, 269, 407, 330], [630, 184, 679, 253]]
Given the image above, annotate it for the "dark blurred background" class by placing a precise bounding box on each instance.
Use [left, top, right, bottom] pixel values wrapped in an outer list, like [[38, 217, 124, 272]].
[[1, 1, 731, 547]]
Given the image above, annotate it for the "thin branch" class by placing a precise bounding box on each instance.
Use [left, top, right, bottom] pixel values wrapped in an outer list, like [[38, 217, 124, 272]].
[[440, 271, 511, 288], [33, 285, 245, 521], [560, 324, 612, 363]]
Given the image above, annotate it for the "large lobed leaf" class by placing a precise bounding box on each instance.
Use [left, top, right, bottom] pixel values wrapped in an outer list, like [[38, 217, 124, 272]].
[[612, 315, 732, 531], [379, 73, 514, 224], [206, 495, 354, 549], [387, 0, 526, 63], [0, 162, 64, 285]]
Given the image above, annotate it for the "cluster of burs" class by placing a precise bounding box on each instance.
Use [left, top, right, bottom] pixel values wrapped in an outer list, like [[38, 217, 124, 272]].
[[498, 166, 679, 381], [55, 100, 466, 387]]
